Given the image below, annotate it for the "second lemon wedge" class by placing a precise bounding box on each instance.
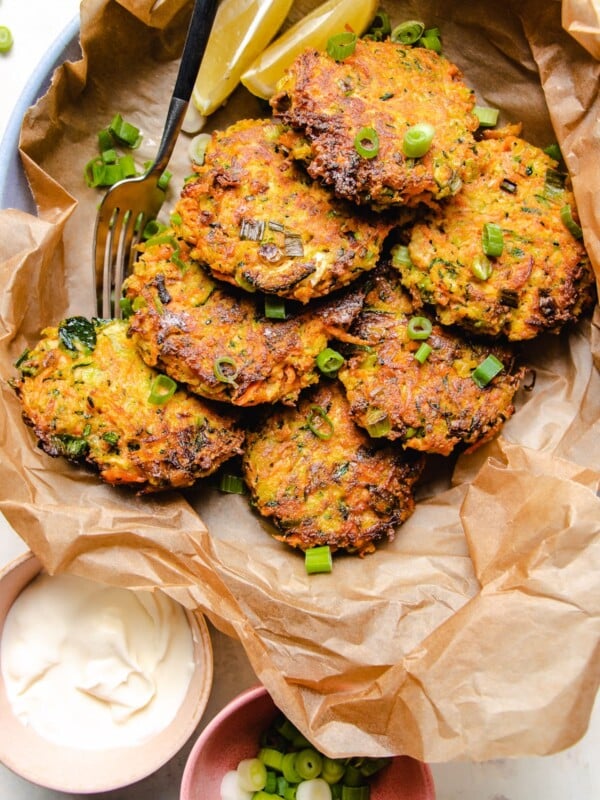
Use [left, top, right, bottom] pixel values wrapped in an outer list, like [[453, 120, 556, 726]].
[[240, 0, 380, 100], [192, 0, 294, 116]]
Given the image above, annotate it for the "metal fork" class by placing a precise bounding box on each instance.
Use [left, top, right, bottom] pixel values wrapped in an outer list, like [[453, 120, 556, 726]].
[[93, 0, 218, 319]]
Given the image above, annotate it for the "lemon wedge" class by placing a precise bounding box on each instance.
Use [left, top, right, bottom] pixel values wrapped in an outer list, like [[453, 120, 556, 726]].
[[192, 0, 294, 116], [241, 0, 380, 100]]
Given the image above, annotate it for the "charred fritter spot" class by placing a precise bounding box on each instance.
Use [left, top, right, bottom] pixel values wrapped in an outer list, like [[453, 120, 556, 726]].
[[271, 39, 478, 208], [123, 236, 366, 406], [400, 130, 596, 340], [337, 268, 524, 457], [175, 118, 392, 304], [12, 318, 244, 493], [242, 381, 424, 556]]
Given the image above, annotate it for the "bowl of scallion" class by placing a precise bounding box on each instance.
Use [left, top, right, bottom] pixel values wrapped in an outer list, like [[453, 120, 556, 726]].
[[180, 685, 435, 800]]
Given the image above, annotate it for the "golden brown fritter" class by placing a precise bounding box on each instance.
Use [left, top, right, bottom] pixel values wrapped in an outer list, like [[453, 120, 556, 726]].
[[175, 118, 392, 304], [242, 381, 423, 555], [400, 130, 595, 340], [12, 318, 244, 493], [337, 268, 524, 456], [123, 236, 365, 406], [270, 38, 478, 209]]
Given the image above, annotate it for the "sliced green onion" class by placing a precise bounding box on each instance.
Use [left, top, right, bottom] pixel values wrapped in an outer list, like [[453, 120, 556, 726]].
[[265, 296, 287, 319], [402, 123, 435, 158], [359, 757, 391, 776], [482, 222, 504, 257], [472, 253, 493, 281], [321, 757, 346, 784], [543, 167, 566, 199], [391, 244, 412, 269], [391, 20, 425, 44], [157, 169, 172, 191], [237, 758, 267, 792], [316, 348, 344, 375], [219, 474, 246, 494], [118, 153, 137, 178], [213, 356, 239, 385], [420, 28, 442, 53], [170, 212, 183, 227], [188, 132, 212, 165], [414, 342, 432, 364], [544, 143, 563, 162], [101, 148, 118, 164], [0, 26, 14, 53], [284, 231, 304, 257], [500, 178, 517, 194], [101, 431, 120, 446], [295, 749, 323, 780], [281, 751, 302, 783], [108, 113, 142, 148], [142, 219, 168, 240], [266, 772, 279, 794], [326, 31, 357, 61], [259, 748, 285, 772], [499, 288, 519, 308], [560, 204, 583, 239], [148, 374, 177, 404], [97, 128, 113, 151], [472, 355, 504, 388], [354, 127, 379, 159], [407, 316, 432, 340], [305, 546, 333, 575], [366, 413, 391, 438], [307, 405, 334, 440], [474, 106, 500, 127], [366, 10, 391, 41]]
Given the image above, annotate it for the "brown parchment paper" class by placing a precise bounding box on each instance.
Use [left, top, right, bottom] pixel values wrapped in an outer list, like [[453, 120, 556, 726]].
[[1, 0, 599, 762]]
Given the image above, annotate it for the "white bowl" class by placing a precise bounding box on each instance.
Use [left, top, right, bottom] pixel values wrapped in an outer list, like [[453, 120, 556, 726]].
[[0, 552, 214, 793]]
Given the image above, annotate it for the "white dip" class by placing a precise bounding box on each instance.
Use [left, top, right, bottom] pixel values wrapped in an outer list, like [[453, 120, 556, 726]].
[[0, 573, 195, 750]]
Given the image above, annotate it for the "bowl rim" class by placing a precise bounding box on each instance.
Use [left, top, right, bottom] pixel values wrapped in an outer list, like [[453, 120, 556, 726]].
[[0, 550, 214, 793]]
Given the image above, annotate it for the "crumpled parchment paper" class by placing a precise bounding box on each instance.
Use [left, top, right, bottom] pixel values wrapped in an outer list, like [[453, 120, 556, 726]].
[[0, 0, 598, 762]]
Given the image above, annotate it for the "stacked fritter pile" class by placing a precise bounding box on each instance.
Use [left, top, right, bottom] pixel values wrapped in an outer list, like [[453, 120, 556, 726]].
[[13, 36, 594, 555]]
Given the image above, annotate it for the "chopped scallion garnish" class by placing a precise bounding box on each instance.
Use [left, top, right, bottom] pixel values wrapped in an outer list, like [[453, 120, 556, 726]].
[[414, 342, 432, 364], [543, 167, 566, 199], [407, 316, 432, 340], [326, 31, 357, 61], [482, 222, 504, 257], [306, 405, 334, 440], [560, 204, 583, 239], [354, 126, 380, 159], [219, 474, 246, 494], [305, 546, 333, 575], [474, 106, 500, 127], [188, 132, 212, 165], [365, 409, 391, 438], [264, 296, 287, 319], [148, 374, 177, 404], [366, 10, 391, 41], [0, 26, 14, 53], [108, 113, 142, 148], [544, 143, 563, 162], [213, 356, 239, 385], [402, 122, 435, 158], [472, 253, 493, 281], [472, 355, 504, 388], [500, 178, 517, 194], [391, 244, 412, 269], [157, 169, 172, 191], [316, 348, 344, 375], [391, 20, 425, 44]]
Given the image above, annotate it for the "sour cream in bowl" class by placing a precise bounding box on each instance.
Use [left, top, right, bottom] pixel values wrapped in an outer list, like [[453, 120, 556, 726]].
[[0, 552, 213, 793]]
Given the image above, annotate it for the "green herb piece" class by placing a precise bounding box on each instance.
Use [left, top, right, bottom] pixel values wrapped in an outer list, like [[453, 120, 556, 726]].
[[305, 546, 333, 575]]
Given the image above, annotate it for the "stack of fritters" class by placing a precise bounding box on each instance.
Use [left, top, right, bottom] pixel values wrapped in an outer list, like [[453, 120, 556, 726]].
[[13, 35, 595, 553]]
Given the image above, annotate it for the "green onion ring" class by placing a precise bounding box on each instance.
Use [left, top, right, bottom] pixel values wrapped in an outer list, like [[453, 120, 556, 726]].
[[414, 342, 432, 364], [0, 26, 14, 53], [316, 348, 344, 375], [472, 253, 493, 281], [354, 126, 380, 159], [391, 20, 425, 45], [472, 355, 504, 388], [482, 222, 504, 257], [306, 405, 334, 440], [305, 545, 333, 575], [148, 374, 177, 404], [402, 123, 435, 158], [213, 356, 239, 385], [326, 31, 357, 61], [560, 204, 583, 239], [264, 296, 287, 319], [407, 316, 433, 340]]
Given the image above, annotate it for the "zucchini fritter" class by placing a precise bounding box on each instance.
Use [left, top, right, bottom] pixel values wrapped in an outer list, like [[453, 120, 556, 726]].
[[175, 118, 392, 304], [124, 237, 365, 406], [12, 318, 244, 493], [271, 39, 478, 208], [242, 381, 424, 556], [338, 269, 524, 456], [400, 130, 595, 340]]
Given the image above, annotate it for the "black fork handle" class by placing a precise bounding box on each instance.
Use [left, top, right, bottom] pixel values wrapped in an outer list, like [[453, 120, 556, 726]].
[[153, 0, 219, 172]]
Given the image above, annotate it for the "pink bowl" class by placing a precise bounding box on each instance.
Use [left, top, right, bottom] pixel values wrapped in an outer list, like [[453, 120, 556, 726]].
[[180, 685, 435, 800]]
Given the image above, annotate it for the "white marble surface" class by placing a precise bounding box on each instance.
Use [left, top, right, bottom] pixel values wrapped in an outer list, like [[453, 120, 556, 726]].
[[0, 1, 598, 798]]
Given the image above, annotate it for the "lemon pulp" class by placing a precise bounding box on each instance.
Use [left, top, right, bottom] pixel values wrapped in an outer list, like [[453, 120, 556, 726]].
[[192, 0, 294, 116], [241, 0, 380, 100]]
